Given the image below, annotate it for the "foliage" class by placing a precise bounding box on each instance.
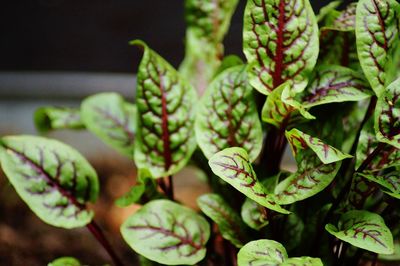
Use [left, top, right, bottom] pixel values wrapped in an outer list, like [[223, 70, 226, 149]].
[[1, 0, 400, 265]]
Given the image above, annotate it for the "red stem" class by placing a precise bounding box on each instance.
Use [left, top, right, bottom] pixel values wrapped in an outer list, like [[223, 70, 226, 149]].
[[86, 220, 124, 266]]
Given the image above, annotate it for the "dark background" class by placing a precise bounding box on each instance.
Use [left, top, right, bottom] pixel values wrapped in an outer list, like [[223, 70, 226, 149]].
[[1, 0, 353, 73]]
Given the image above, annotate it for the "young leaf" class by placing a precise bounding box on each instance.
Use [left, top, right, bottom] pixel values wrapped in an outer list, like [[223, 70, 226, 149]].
[[48, 257, 81, 266], [197, 193, 248, 248], [120, 199, 210, 265], [275, 129, 351, 204], [285, 128, 352, 164], [237, 239, 288, 266], [243, 0, 319, 95], [133, 40, 197, 178], [356, 0, 400, 96], [316, 1, 341, 23], [294, 65, 372, 108], [360, 171, 400, 199], [356, 119, 400, 172], [115, 169, 163, 207], [262, 82, 313, 128], [375, 77, 400, 149], [326, 210, 394, 254], [0, 136, 99, 228], [209, 147, 289, 214], [81, 92, 136, 157], [34, 107, 84, 133], [180, 0, 239, 94], [195, 65, 263, 162], [241, 197, 269, 231]]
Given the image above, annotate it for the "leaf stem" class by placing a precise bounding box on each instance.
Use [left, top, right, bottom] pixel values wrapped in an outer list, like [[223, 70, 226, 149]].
[[167, 175, 174, 200], [86, 220, 124, 266]]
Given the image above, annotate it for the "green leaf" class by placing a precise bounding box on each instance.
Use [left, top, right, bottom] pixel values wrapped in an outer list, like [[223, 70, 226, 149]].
[[48, 257, 81, 266], [360, 171, 400, 199], [275, 129, 350, 204], [197, 193, 248, 248], [281, 257, 323, 266], [356, 119, 400, 172], [115, 182, 145, 207], [316, 1, 342, 23], [209, 147, 289, 214], [81, 92, 136, 157], [285, 128, 352, 164], [120, 199, 210, 265], [34, 107, 84, 133], [243, 0, 319, 95], [326, 210, 394, 254], [356, 0, 400, 96], [132, 40, 197, 178], [293, 65, 372, 108], [237, 239, 288, 266], [375, 77, 400, 149], [196, 65, 263, 162], [180, 0, 239, 94], [0, 136, 99, 228]]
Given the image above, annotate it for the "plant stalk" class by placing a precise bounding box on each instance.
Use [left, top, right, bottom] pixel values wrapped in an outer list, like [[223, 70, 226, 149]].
[[86, 220, 124, 266]]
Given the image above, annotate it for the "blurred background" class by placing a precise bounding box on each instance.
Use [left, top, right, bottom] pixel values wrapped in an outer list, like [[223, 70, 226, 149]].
[[0, 1, 352, 265]]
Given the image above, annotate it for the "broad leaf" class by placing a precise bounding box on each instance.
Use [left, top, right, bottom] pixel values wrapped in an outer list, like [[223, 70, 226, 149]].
[[360, 171, 400, 199], [81, 92, 136, 157], [180, 0, 239, 94], [197, 193, 248, 248], [209, 147, 289, 214], [237, 239, 288, 266], [326, 210, 394, 254], [241, 197, 269, 230], [243, 0, 319, 95], [375, 77, 400, 149], [0, 136, 99, 228], [133, 40, 197, 178], [356, 119, 400, 172], [121, 199, 210, 265], [48, 257, 81, 266], [294, 65, 372, 108], [34, 107, 84, 133], [356, 0, 400, 96], [196, 65, 263, 162], [275, 129, 350, 204]]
